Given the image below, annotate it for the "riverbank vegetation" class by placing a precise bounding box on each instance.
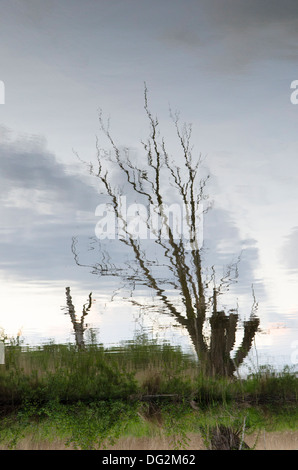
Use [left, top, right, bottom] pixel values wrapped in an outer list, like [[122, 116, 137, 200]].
[[0, 337, 297, 449]]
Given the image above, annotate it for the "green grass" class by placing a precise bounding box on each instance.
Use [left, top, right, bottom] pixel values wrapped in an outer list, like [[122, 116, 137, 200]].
[[0, 337, 297, 449], [0, 398, 296, 450], [0, 337, 297, 405]]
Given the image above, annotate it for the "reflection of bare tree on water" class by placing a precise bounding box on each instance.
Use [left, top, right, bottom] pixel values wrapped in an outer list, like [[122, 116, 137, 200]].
[[208, 425, 250, 450], [64, 287, 92, 350], [205, 286, 259, 377], [73, 86, 259, 377]]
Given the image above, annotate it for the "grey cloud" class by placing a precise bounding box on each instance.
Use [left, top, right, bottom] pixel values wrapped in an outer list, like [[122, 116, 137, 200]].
[[204, 0, 298, 28], [0, 133, 101, 282], [0, 136, 98, 212], [160, 0, 298, 72], [2, 0, 297, 87], [0, 130, 263, 304]]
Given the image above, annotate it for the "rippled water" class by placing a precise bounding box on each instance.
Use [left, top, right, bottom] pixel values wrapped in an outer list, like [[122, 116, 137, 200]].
[[0, 151, 297, 376], [1, 101, 298, 377], [1, 0, 298, 382], [1, 263, 297, 375]]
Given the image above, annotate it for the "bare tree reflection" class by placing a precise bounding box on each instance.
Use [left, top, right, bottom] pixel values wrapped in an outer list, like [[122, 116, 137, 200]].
[[64, 287, 92, 350], [73, 86, 259, 376]]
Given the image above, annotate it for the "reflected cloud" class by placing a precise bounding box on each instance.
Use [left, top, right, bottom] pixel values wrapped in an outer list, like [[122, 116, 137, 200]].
[[159, 0, 298, 73], [0, 128, 263, 299], [0, 131, 99, 281]]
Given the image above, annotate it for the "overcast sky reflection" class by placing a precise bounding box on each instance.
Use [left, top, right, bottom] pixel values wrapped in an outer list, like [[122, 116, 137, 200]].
[[0, 1, 298, 371]]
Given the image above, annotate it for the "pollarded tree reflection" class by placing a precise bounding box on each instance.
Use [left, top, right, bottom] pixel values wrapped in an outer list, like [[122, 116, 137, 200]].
[[72, 86, 259, 376]]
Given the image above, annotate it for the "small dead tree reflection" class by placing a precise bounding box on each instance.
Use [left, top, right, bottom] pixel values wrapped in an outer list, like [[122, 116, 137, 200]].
[[72, 85, 259, 376], [208, 425, 250, 450], [64, 287, 92, 350]]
